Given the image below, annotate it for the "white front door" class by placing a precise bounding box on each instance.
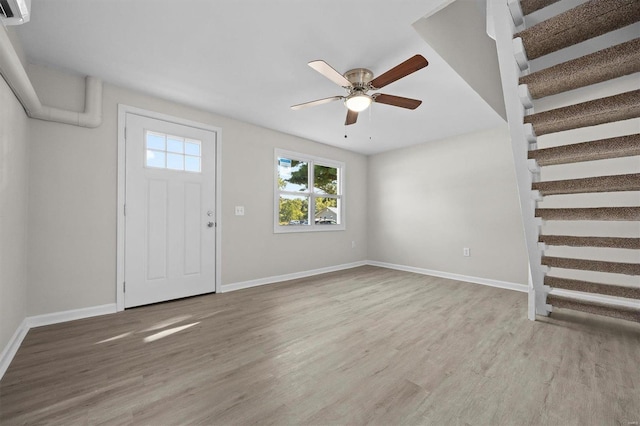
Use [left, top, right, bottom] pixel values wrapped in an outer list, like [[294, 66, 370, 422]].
[[124, 113, 217, 308]]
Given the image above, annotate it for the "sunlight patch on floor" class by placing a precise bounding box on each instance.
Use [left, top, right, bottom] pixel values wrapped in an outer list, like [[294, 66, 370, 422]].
[[140, 315, 192, 332], [95, 332, 133, 344], [143, 322, 200, 343]]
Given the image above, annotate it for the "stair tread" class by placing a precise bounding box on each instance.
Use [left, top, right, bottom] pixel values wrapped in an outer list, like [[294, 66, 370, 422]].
[[515, 0, 640, 60], [539, 235, 640, 249], [542, 255, 640, 275], [524, 90, 640, 136], [520, 39, 640, 99], [548, 295, 640, 323], [535, 206, 640, 221], [532, 173, 640, 195], [545, 276, 640, 299], [529, 134, 640, 165], [520, 0, 562, 16]]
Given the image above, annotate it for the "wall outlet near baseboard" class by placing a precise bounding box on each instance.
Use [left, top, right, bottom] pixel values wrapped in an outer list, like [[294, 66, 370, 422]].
[[352, 241, 356, 248], [463, 247, 470, 257]]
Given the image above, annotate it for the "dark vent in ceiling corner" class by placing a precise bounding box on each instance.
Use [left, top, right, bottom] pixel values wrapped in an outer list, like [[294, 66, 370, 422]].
[[0, 0, 15, 18]]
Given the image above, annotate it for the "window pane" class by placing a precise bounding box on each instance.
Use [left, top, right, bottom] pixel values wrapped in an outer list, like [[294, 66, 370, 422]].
[[146, 150, 165, 168], [279, 195, 309, 226], [146, 132, 165, 150], [167, 153, 184, 170], [278, 157, 308, 192], [314, 165, 338, 194], [315, 197, 339, 225], [185, 155, 201, 172], [167, 137, 184, 154], [185, 140, 201, 156]]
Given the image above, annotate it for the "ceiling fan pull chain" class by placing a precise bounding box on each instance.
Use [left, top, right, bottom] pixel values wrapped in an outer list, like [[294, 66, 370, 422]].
[[369, 104, 373, 140]]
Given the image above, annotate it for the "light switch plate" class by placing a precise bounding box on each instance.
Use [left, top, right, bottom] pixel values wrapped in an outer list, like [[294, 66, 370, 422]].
[[235, 206, 245, 216]]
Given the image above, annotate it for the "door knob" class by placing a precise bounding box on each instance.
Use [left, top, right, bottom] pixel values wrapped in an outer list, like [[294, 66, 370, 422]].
[[207, 222, 214, 228]]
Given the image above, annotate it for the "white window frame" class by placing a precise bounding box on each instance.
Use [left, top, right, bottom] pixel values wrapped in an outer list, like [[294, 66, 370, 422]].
[[274, 149, 345, 233]]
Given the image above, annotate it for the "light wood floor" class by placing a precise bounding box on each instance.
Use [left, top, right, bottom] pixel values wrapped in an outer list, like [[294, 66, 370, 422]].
[[1, 266, 639, 425]]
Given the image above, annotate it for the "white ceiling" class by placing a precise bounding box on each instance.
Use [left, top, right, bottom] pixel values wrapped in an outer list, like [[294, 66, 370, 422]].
[[15, 0, 505, 155]]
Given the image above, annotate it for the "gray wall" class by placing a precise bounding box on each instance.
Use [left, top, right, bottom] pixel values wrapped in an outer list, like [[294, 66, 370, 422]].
[[367, 125, 529, 285], [414, 0, 506, 120], [25, 64, 368, 316], [0, 29, 30, 354]]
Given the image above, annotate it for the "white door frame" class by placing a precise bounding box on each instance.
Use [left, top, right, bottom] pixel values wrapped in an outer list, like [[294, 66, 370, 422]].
[[116, 104, 222, 311]]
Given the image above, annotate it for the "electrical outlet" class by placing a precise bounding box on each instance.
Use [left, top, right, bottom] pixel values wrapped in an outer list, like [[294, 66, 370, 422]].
[[352, 241, 356, 248], [235, 206, 245, 216], [463, 247, 470, 257]]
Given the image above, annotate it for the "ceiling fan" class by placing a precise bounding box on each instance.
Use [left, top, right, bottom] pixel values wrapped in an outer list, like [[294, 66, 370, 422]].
[[291, 55, 428, 125]]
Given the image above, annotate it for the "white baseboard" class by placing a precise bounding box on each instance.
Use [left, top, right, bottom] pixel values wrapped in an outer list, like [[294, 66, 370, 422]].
[[221, 261, 368, 293], [1, 303, 117, 381], [0, 318, 29, 380], [27, 303, 117, 328], [366, 260, 528, 293]]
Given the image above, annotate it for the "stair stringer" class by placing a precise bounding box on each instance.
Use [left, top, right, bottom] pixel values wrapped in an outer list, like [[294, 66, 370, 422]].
[[490, 0, 550, 320]]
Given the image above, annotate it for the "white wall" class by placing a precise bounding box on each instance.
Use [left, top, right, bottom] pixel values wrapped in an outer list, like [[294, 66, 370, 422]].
[[0, 28, 30, 354], [25, 63, 368, 316], [367, 125, 529, 285]]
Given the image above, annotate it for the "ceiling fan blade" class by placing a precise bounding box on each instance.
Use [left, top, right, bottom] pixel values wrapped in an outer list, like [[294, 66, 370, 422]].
[[374, 94, 422, 110], [308, 60, 352, 87], [370, 55, 428, 89], [291, 96, 343, 110], [345, 109, 358, 125]]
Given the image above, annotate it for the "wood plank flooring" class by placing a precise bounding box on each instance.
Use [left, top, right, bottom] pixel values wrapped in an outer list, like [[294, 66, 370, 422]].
[[1, 266, 639, 425]]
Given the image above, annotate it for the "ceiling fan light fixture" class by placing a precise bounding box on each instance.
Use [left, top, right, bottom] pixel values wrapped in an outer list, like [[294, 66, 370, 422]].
[[345, 93, 372, 112]]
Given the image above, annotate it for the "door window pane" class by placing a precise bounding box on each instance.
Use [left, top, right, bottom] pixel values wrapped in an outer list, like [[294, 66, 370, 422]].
[[185, 141, 201, 156], [146, 150, 166, 168], [167, 137, 184, 154], [167, 153, 184, 170], [146, 132, 165, 150], [185, 156, 201, 173]]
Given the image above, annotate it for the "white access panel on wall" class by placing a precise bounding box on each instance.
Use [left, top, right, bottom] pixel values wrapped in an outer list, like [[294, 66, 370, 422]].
[[124, 113, 217, 308]]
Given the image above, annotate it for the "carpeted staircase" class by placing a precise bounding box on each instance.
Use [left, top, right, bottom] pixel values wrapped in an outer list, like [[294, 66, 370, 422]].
[[492, 0, 640, 322]]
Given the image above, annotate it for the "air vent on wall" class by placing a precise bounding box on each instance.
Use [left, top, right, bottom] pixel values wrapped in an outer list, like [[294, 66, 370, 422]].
[[0, 0, 30, 25]]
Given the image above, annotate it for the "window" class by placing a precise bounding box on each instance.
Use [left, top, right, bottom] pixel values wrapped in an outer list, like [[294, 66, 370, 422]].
[[145, 131, 201, 173], [275, 149, 345, 233]]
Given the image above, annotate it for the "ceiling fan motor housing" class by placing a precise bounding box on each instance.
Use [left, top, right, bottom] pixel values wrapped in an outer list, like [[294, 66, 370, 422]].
[[344, 68, 373, 91]]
